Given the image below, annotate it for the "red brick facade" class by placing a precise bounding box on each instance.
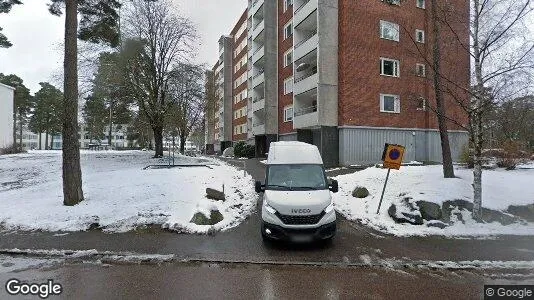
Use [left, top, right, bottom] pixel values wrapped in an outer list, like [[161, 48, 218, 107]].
[[232, 9, 249, 142], [338, 0, 469, 130], [278, 0, 295, 136]]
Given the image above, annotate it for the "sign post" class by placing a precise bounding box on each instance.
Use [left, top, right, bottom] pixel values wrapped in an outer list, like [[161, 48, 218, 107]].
[[376, 143, 405, 214]]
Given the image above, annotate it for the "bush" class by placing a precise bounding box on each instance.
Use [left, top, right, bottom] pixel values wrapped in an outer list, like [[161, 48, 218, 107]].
[[460, 144, 474, 168], [234, 142, 255, 158], [495, 140, 528, 170], [0, 144, 23, 155]]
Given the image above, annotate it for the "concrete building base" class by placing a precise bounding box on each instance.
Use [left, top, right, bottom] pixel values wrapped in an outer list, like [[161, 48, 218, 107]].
[[339, 126, 469, 165], [297, 126, 339, 168], [255, 134, 278, 158]]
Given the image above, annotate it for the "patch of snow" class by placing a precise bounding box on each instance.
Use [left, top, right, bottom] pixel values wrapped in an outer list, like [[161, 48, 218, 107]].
[[333, 165, 534, 237], [0, 255, 63, 273], [0, 151, 257, 233], [260, 160, 267, 165]]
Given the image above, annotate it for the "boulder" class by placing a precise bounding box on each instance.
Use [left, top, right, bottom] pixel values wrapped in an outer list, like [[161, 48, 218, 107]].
[[441, 200, 473, 223], [416, 201, 442, 221], [206, 188, 225, 201], [507, 204, 534, 222], [481, 207, 521, 225], [222, 147, 234, 157], [426, 220, 448, 229], [388, 197, 424, 225], [190, 210, 224, 226], [352, 186, 370, 198]]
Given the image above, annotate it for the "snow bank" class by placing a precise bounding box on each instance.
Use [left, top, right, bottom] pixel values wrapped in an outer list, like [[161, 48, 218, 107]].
[[333, 165, 534, 236], [0, 151, 257, 233]]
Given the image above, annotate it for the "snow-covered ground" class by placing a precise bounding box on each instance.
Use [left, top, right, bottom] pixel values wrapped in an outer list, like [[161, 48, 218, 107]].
[[0, 151, 257, 233], [333, 165, 534, 237]]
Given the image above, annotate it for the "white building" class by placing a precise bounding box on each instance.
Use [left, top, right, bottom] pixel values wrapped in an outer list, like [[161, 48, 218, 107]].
[[0, 83, 15, 151]]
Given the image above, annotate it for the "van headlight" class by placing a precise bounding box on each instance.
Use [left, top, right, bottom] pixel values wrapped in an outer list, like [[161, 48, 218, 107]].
[[324, 203, 334, 214], [264, 202, 277, 215]]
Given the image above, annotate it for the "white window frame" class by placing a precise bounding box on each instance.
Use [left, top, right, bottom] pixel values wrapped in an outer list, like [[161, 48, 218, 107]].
[[283, 0, 293, 12], [416, 29, 425, 43], [380, 94, 400, 113], [416, 63, 426, 77], [380, 20, 400, 42], [284, 49, 293, 67], [416, 0, 425, 9], [380, 58, 400, 77], [284, 106, 294, 122], [283, 77, 293, 95], [417, 97, 427, 111], [283, 20, 293, 40]]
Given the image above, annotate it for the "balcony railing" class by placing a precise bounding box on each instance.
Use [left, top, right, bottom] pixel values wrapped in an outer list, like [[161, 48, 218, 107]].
[[253, 45, 264, 56], [295, 30, 317, 49], [253, 122, 265, 127], [295, 67, 317, 83], [295, 0, 311, 15], [253, 97, 265, 103], [295, 105, 317, 116], [253, 71, 264, 79]]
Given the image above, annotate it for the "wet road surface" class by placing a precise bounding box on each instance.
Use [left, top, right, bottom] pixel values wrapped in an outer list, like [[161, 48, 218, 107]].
[[1, 257, 533, 300]]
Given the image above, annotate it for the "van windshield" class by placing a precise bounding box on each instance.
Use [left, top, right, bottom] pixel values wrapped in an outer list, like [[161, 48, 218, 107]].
[[266, 164, 327, 191]]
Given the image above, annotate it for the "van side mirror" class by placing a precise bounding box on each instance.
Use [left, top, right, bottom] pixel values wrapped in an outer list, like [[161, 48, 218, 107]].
[[329, 179, 339, 193], [255, 181, 265, 193]]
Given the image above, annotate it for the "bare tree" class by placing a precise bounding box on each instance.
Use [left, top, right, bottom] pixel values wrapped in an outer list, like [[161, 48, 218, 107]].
[[437, 0, 534, 221], [166, 63, 205, 154], [123, 0, 196, 157]]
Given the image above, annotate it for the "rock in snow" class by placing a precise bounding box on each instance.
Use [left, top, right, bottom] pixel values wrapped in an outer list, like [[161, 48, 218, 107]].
[[352, 186, 370, 198], [190, 210, 224, 226], [206, 188, 225, 201], [507, 204, 534, 222], [416, 200, 442, 221], [388, 198, 423, 225]]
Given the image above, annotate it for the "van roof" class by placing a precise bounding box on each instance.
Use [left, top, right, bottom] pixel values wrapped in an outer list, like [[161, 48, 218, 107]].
[[267, 141, 323, 165]]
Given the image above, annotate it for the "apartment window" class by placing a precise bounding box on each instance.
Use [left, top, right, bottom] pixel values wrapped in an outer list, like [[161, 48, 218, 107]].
[[283, 0, 293, 12], [380, 20, 400, 42], [284, 106, 294, 122], [284, 77, 293, 94], [284, 20, 293, 40], [382, 0, 401, 5], [417, 97, 427, 111], [380, 58, 400, 77], [284, 49, 293, 67], [380, 94, 400, 113], [416, 63, 426, 77], [416, 0, 425, 9], [416, 30, 425, 43]]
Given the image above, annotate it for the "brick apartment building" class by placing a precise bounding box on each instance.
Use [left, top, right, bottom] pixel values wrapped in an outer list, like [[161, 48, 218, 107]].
[[205, 0, 470, 167]]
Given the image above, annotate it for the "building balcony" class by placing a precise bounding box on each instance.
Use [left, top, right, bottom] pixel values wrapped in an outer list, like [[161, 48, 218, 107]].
[[252, 123, 265, 135], [293, 107, 318, 129], [252, 97, 265, 112], [294, 0, 316, 28], [252, 72, 265, 88], [293, 72, 317, 96], [252, 45, 264, 63], [251, 0, 264, 19], [294, 32, 318, 61], [252, 20, 264, 39]]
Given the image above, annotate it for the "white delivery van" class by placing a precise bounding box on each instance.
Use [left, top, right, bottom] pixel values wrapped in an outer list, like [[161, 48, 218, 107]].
[[255, 141, 338, 243]]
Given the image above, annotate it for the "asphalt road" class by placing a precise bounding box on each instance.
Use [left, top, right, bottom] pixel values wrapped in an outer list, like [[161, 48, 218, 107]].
[[1, 259, 532, 300]]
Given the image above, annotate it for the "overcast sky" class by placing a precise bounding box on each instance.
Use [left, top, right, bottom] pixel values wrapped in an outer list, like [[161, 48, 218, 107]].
[[0, 0, 247, 94]]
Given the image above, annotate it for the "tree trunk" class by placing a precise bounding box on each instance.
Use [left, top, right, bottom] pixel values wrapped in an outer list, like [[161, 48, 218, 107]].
[[12, 97, 16, 151], [18, 110, 23, 151], [431, 0, 455, 178], [153, 126, 164, 158], [62, 0, 84, 206], [50, 135, 55, 150], [38, 132, 42, 150], [108, 105, 113, 148], [180, 134, 186, 154], [45, 131, 49, 150]]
